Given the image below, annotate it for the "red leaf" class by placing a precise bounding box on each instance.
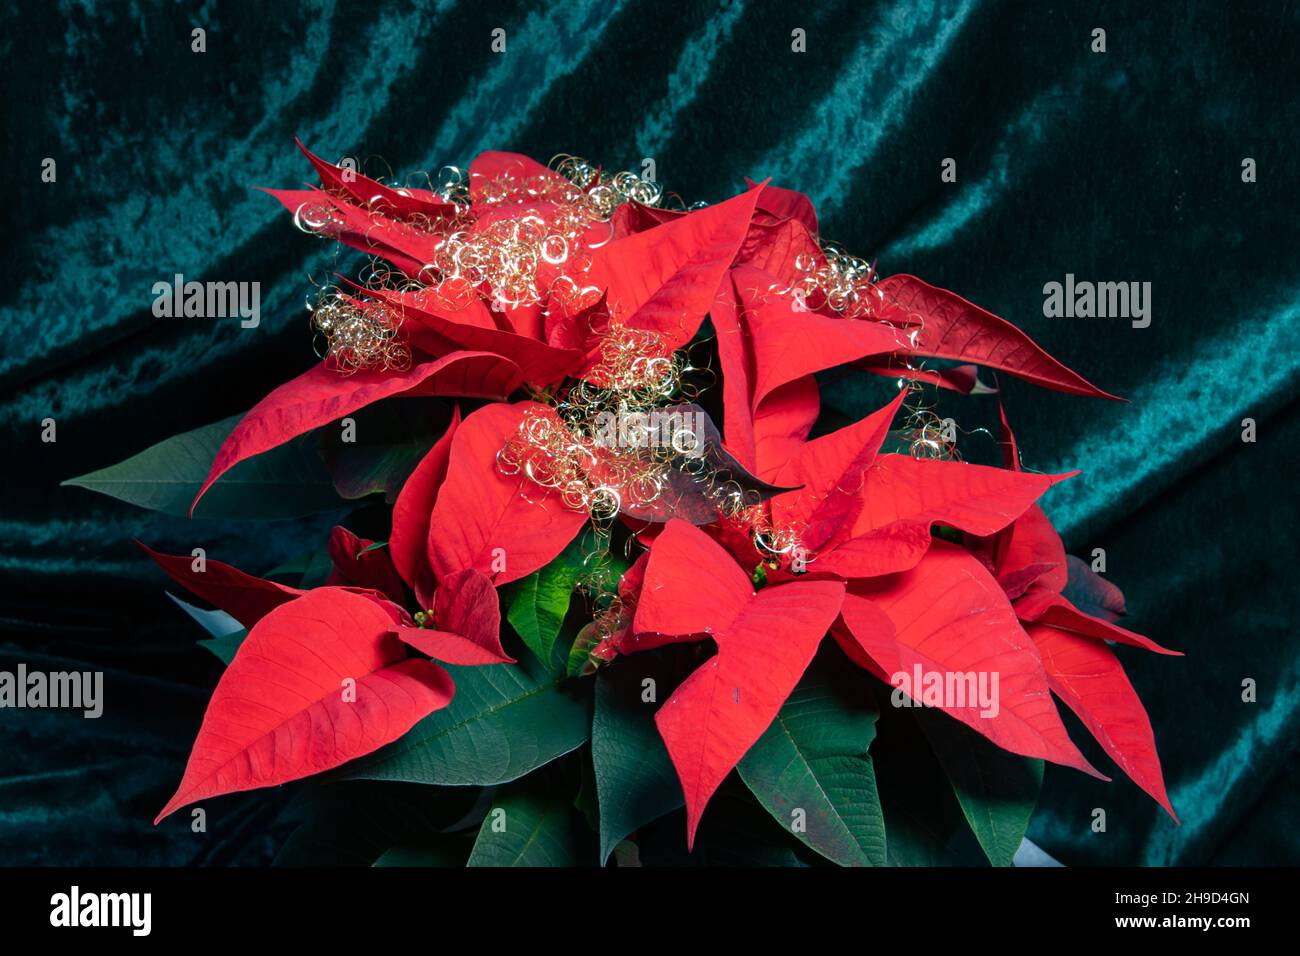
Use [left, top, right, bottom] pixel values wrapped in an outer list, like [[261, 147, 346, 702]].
[[426, 402, 587, 585], [587, 182, 764, 350], [995, 504, 1068, 598], [744, 177, 819, 234], [469, 151, 566, 206], [326, 526, 406, 603], [137, 541, 302, 629], [261, 187, 442, 276], [814, 521, 936, 579], [770, 389, 909, 552], [432, 568, 512, 663], [730, 266, 907, 410], [857, 359, 995, 395], [866, 456, 1068, 543], [751, 376, 820, 480], [392, 627, 510, 666], [362, 280, 497, 330], [362, 285, 582, 385], [710, 278, 759, 470], [817, 457, 1073, 579], [715, 267, 900, 479], [1015, 586, 1179, 655], [842, 541, 1103, 776], [1061, 554, 1127, 623], [610, 201, 685, 238], [295, 138, 457, 222], [1028, 623, 1177, 820], [631, 521, 846, 847], [392, 569, 513, 666], [631, 520, 754, 648], [389, 407, 461, 607], [733, 217, 822, 284], [155, 587, 454, 822], [878, 274, 1122, 400], [192, 352, 523, 514]]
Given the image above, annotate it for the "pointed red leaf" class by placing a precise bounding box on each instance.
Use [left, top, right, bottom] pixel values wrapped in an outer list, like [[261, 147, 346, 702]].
[[842, 541, 1102, 776], [392, 569, 514, 665], [389, 407, 461, 607], [363, 285, 582, 385], [1061, 554, 1127, 623], [731, 265, 907, 408], [1028, 623, 1177, 819], [295, 138, 457, 222], [710, 277, 759, 470], [155, 587, 454, 822], [996, 504, 1068, 598], [814, 521, 936, 579], [631, 519, 754, 648], [751, 376, 820, 480], [857, 359, 994, 395], [744, 177, 819, 234], [855, 455, 1072, 537], [137, 541, 302, 629], [770, 389, 909, 551], [391, 627, 510, 666], [469, 151, 566, 206], [326, 526, 406, 603], [733, 217, 822, 284], [1015, 587, 1179, 655], [431, 567, 512, 663], [817, 456, 1073, 579], [878, 274, 1122, 400], [631, 521, 845, 847], [587, 183, 764, 350], [426, 402, 587, 585], [262, 187, 442, 276], [192, 352, 522, 514], [360, 280, 497, 331]]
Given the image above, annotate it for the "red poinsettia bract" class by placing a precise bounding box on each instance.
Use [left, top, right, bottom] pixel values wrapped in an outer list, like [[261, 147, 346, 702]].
[[146, 143, 1177, 841]]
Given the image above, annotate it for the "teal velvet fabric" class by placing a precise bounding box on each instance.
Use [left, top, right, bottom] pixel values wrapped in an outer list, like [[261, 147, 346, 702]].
[[3, 0, 1298, 865]]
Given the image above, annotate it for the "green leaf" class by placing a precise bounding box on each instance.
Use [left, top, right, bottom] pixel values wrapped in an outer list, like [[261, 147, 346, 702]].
[[62, 416, 343, 520], [915, 708, 1043, 867], [611, 840, 642, 867], [198, 629, 247, 665], [318, 397, 451, 501], [870, 696, 987, 866], [565, 622, 603, 677], [573, 746, 600, 832], [335, 650, 592, 787], [737, 647, 887, 867], [165, 592, 246, 665], [504, 542, 585, 668], [467, 776, 593, 866], [592, 656, 684, 864], [274, 780, 479, 866]]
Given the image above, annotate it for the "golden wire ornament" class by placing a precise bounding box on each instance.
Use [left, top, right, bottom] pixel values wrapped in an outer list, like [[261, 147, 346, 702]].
[[308, 292, 410, 374]]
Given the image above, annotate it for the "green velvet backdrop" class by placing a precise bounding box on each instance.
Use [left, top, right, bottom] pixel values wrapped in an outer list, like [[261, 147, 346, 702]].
[[3, 0, 1298, 865]]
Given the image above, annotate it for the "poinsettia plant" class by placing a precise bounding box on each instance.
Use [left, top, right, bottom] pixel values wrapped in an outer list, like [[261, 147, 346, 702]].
[[68, 143, 1179, 866]]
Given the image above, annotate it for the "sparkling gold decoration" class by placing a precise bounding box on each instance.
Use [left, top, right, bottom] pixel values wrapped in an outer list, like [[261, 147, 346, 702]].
[[308, 291, 411, 374]]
